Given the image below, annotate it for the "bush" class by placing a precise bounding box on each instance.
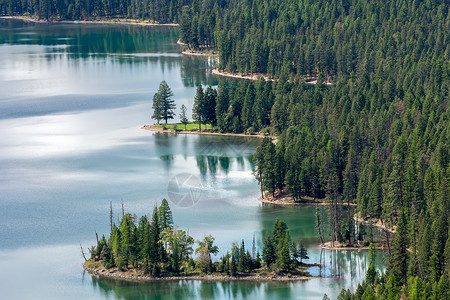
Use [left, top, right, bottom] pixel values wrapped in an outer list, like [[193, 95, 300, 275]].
[[260, 127, 271, 136], [171, 124, 178, 131], [246, 127, 255, 135]]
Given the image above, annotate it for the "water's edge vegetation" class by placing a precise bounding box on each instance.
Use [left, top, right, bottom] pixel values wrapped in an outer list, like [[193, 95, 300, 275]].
[[85, 199, 317, 282]]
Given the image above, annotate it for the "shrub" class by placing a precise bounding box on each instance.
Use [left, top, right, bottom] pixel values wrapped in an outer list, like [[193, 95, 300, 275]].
[[246, 127, 255, 135]]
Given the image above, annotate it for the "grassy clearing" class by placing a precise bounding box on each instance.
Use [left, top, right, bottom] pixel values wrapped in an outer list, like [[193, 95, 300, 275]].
[[154, 122, 213, 131]]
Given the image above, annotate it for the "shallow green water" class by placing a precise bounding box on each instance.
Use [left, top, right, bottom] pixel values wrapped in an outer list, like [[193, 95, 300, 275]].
[[0, 19, 383, 300]]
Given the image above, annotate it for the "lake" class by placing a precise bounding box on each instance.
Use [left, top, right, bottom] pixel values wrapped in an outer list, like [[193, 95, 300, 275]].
[[0, 19, 383, 299]]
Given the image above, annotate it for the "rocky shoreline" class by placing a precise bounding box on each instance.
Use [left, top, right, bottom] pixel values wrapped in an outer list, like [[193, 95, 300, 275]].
[[83, 263, 313, 282]]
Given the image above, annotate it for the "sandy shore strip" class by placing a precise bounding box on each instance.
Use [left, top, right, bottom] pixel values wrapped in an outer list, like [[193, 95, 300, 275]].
[[83, 264, 313, 282], [320, 241, 387, 250], [142, 124, 264, 138], [258, 192, 357, 207], [181, 49, 219, 56], [0, 16, 178, 26], [211, 69, 334, 85], [354, 215, 395, 233], [211, 69, 274, 81]]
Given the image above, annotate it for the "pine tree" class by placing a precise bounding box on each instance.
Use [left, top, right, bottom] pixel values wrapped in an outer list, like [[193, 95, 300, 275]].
[[152, 81, 175, 124], [242, 82, 256, 130], [298, 240, 309, 263], [179, 104, 189, 130], [192, 85, 205, 131], [238, 240, 246, 272], [171, 240, 180, 274], [204, 85, 217, 126], [275, 233, 291, 270], [253, 137, 270, 198], [152, 93, 162, 124], [262, 233, 276, 268], [387, 209, 408, 285], [138, 215, 151, 271], [263, 141, 277, 197], [119, 213, 136, 268], [149, 207, 164, 274], [158, 198, 173, 231], [215, 81, 230, 132]]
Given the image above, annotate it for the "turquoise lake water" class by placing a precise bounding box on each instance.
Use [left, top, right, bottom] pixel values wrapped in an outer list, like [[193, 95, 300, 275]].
[[0, 19, 383, 300]]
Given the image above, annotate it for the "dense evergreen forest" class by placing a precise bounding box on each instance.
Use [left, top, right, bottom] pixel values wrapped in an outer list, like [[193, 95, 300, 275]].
[[3, 0, 449, 298], [0, 0, 188, 22]]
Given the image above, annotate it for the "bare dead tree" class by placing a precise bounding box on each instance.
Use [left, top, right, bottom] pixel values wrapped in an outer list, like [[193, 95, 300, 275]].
[[110, 201, 113, 232], [80, 243, 87, 262]]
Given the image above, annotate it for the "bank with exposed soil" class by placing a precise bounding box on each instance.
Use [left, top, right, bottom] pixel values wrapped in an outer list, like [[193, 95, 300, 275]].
[[83, 262, 315, 282]]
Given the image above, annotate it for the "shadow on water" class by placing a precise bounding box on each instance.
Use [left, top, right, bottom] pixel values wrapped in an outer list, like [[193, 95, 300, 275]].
[[90, 276, 273, 300], [152, 132, 259, 176], [90, 274, 306, 300]]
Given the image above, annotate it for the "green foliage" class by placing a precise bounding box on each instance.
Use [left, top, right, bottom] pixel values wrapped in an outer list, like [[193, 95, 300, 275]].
[[195, 235, 219, 256], [0, 0, 187, 23], [158, 198, 174, 230], [262, 233, 275, 268], [192, 85, 205, 130], [179, 104, 189, 130], [298, 240, 309, 263], [387, 209, 408, 285], [152, 81, 175, 124], [262, 219, 308, 271]]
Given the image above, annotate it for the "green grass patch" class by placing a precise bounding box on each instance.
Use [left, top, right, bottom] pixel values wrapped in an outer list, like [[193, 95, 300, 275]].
[[154, 122, 213, 131]]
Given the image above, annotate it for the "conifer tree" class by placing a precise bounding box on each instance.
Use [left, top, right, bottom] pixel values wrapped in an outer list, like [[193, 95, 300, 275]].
[[262, 233, 275, 268], [387, 209, 408, 285], [192, 85, 205, 131], [204, 85, 217, 126], [238, 240, 246, 272], [152, 81, 175, 124], [263, 141, 277, 197], [179, 104, 189, 130], [298, 240, 309, 263], [158, 198, 173, 231], [149, 207, 164, 274], [215, 82, 230, 132]]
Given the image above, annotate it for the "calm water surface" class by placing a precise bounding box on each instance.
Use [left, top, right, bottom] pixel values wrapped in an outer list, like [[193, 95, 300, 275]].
[[0, 19, 383, 300]]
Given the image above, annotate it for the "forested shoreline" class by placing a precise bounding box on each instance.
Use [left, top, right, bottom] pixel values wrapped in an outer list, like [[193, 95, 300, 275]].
[[3, 0, 449, 298]]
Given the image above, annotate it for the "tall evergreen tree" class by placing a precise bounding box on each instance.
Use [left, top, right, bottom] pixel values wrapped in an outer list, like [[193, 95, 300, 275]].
[[179, 104, 189, 130], [152, 81, 175, 124], [387, 209, 409, 285], [192, 85, 205, 131], [262, 233, 276, 268], [204, 85, 217, 126], [158, 198, 173, 231]]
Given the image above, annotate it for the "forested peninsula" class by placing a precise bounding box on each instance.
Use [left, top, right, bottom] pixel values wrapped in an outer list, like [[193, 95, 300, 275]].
[[84, 200, 315, 281], [4, 0, 449, 298]]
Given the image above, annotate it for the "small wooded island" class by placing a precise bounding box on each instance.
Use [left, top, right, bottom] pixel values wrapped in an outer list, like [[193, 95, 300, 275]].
[[84, 199, 317, 282]]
